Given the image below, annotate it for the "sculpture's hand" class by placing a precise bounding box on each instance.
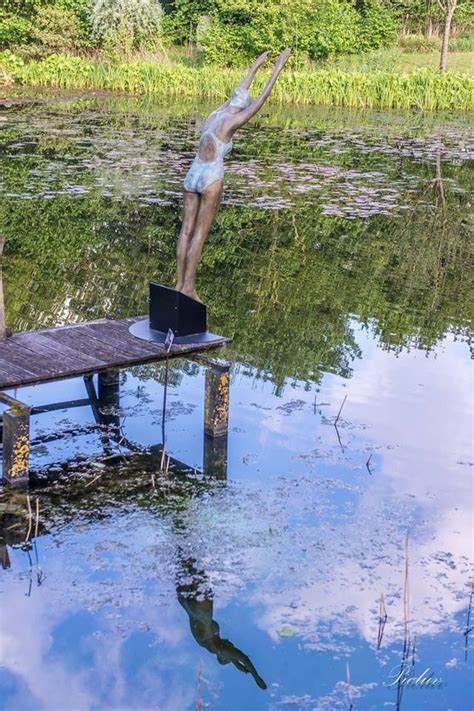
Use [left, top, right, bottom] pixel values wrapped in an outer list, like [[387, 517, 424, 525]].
[[253, 50, 270, 67], [275, 48, 291, 70]]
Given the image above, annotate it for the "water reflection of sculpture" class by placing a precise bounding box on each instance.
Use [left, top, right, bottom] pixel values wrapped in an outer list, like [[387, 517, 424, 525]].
[[176, 49, 291, 302], [177, 556, 267, 690]]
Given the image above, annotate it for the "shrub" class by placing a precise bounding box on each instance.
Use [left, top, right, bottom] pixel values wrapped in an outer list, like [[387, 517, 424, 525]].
[[0, 49, 25, 82], [449, 32, 474, 51], [200, 0, 362, 65], [90, 0, 163, 50], [398, 34, 441, 53], [30, 6, 87, 56], [358, 0, 398, 53], [0, 12, 32, 50]]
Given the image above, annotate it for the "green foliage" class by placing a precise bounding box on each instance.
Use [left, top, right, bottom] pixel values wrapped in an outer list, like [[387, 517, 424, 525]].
[[200, 0, 364, 65], [90, 0, 163, 51], [449, 32, 474, 51], [12, 55, 474, 110], [398, 33, 441, 52], [28, 6, 87, 57], [57, 0, 93, 44], [358, 0, 398, 52], [0, 49, 25, 80], [0, 12, 32, 50], [161, 0, 214, 45]]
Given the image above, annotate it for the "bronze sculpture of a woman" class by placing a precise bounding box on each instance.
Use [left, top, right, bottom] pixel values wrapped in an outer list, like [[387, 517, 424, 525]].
[[176, 48, 291, 302]]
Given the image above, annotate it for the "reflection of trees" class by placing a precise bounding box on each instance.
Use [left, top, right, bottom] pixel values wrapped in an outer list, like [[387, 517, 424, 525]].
[[0, 234, 5, 339], [0, 114, 471, 388]]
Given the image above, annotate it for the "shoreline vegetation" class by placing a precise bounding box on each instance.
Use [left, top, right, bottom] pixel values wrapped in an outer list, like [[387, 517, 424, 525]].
[[1, 53, 473, 111]]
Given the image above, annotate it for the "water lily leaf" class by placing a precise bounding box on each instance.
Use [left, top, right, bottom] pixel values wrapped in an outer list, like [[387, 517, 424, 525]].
[[278, 625, 297, 638]]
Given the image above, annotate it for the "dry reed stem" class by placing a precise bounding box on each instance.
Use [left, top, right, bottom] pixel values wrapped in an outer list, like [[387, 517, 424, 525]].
[[335, 395, 347, 425], [24, 494, 32, 544], [34, 497, 39, 539]]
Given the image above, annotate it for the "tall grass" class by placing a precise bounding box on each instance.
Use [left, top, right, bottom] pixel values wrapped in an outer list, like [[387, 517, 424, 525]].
[[4, 53, 474, 110]]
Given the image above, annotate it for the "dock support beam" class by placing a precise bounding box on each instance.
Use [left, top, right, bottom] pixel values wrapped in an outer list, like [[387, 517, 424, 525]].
[[203, 364, 229, 479], [1, 393, 31, 485], [97, 369, 120, 430]]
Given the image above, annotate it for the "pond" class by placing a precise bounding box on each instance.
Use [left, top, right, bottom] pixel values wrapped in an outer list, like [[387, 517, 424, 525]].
[[0, 95, 472, 710]]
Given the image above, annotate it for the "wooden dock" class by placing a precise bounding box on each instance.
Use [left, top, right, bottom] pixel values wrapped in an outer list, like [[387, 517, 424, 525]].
[[0, 315, 230, 485], [0, 316, 229, 390]]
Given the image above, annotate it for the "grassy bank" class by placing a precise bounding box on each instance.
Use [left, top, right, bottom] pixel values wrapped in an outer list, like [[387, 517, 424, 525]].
[[1, 53, 473, 110]]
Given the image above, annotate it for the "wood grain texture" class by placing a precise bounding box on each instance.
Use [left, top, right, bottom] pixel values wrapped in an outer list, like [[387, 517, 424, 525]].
[[0, 316, 229, 390]]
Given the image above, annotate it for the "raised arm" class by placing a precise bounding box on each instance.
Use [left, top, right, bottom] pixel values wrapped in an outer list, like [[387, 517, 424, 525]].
[[229, 49, 291, 129], [238, 50, 270, 91]]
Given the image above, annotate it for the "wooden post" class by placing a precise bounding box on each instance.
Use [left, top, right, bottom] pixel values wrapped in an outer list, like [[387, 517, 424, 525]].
[[1, 394, 31, 485], [203, 432, 228, 480], [203, 364, 229, 479], [204, 365, 229, 437], [98, 369, 120, 430]]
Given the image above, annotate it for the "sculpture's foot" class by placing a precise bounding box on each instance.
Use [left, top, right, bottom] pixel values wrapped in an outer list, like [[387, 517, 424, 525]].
[[181, 286, 203, 303]]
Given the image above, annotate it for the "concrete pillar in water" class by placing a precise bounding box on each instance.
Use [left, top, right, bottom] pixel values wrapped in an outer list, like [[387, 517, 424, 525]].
[[97, 369, 121, 430], [1, 395, 31, 485], [203, 364, 229, 479]]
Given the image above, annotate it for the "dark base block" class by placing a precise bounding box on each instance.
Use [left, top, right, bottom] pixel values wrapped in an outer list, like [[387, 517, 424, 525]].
[[129, 283, 223, 346], [129, 319, 224, 345], [149, 282, 207, 337]]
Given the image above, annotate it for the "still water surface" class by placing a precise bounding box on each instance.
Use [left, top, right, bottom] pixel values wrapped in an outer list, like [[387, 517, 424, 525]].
[[0, 96, 472, 710]]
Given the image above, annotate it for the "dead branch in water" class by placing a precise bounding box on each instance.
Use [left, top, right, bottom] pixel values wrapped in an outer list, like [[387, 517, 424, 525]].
[[346, 661, 353, 711], [366, 453, 374, 475], [34, 497, 40, 539], [377, 593, 388, 649], [464, 584, 473, 662], [23, 495, 33, 545], [335, 395, 347, 426]]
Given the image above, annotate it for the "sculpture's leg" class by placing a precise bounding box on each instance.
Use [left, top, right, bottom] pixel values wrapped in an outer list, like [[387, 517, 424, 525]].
[[176, 191, 200, 292], [182, 181, 223, 301]]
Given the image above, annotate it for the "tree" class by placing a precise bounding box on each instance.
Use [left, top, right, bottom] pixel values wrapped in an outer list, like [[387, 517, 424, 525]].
[[90, 0, 163, 49], [437, 0, 457, 70]]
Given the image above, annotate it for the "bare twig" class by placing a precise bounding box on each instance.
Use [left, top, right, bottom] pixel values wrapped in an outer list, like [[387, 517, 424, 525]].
[[377, 593, 388, 649], [34, 497, 40, 539], [196, 661, 204, 711], [464, 584, 473, 662], [23, 495, 33, 545], [346, 661, 353, 711], [85, 474, 102, 488], [335, 395, 347, 425]]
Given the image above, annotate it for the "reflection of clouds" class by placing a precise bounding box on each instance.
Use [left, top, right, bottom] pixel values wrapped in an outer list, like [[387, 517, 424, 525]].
[[0, 525, 202, 710], [1, 590, 93, 710], [249, 332, 473, 650]]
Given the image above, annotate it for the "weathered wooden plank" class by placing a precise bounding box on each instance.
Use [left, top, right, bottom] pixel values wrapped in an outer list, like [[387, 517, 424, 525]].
[[47, 326, 132, 361], [0, 340, 63, 377], [0, 316, 229, 391], [0, 359, 39, 383], [79, 324, 151, 358], [13, 332, 103, 370], [86, 320, 167, 357]]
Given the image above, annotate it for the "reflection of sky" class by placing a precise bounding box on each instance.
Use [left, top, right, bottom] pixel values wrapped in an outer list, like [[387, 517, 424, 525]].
[[1, 322, 472, 709]]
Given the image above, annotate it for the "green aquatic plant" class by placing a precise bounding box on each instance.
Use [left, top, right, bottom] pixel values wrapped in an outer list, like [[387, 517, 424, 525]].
[[5, 54, 474, 110]]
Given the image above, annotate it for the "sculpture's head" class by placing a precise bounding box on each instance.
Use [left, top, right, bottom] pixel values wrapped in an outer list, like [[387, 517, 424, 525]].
[[229, 87, 252, 110]]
